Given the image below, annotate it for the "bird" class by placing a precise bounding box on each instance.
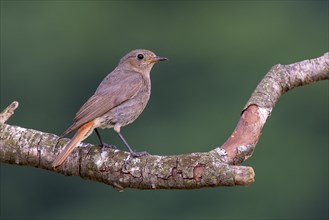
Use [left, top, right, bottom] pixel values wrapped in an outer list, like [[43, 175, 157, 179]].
[[52, 49, 167, 168]]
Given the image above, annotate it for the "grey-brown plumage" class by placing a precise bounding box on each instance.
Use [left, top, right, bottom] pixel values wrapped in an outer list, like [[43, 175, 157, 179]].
[[52, 49, 167, 168]]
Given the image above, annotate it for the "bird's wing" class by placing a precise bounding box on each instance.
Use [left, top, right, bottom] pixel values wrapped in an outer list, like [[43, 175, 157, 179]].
[[62, 73, 144, 136]]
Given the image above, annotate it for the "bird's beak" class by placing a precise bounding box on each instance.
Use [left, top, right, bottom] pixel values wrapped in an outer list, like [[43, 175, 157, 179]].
[[148, 56, 168, 63]]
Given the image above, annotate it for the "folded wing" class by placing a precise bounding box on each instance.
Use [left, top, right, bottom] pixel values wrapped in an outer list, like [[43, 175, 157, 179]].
[[62, 73, 144, 136]]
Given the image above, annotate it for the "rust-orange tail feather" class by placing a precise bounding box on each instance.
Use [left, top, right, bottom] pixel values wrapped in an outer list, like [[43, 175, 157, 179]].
[[52, 121, 94, 168]]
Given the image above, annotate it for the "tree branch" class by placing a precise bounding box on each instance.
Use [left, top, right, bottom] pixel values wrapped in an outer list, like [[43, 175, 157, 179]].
[[1, 52, 328, 191], [0, 101, 19, 124], [217, 52, 329, 164]]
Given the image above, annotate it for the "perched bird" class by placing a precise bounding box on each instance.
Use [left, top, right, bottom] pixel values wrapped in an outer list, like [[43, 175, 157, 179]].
[[52, 49, 167, 168]]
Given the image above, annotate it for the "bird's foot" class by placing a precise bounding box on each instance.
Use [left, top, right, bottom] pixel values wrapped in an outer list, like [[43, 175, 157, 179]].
[[130, 151, 149, 157], [124, 150, 149, 167], [99, 143, 117, 150]]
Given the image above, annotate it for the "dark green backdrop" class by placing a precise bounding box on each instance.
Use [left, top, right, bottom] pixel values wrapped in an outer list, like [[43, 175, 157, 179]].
[[1, 1, 328, 219]]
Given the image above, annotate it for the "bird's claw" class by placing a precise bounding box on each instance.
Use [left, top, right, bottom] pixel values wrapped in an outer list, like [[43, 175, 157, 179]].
[[99, 143, 117, 150], [124, 151, 149, 167], [130, 151, 149, 157]]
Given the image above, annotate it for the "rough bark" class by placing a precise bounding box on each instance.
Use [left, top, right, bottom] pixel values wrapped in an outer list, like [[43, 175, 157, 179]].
[[217, 52, 329, 164], [1, 52, 328, 191]]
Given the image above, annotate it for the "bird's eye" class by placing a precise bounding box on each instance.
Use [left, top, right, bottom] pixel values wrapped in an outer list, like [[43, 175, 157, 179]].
[[137, 54, 144, 60]]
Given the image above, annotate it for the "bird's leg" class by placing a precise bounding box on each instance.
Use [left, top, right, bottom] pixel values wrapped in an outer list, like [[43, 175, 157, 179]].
[[114, 125, 148, 157], [94, 128, 116, 149]]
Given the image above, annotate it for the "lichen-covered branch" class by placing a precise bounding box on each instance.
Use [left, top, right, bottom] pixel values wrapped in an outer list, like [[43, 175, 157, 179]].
[[0, 123, 254, 190], [0, 52, 328, 190], [0, 101, 19, 124], [215, 52, 329, 164]]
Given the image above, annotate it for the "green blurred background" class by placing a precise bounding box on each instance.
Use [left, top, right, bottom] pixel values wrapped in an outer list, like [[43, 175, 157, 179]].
[[1, 1, 328, 219]]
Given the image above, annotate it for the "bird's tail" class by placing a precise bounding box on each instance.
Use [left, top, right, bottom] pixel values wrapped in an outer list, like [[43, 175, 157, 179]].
[[52, 121, 95, 168]]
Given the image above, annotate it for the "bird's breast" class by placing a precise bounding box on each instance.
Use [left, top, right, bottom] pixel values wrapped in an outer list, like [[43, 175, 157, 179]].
[[98, 82, 151, 128]]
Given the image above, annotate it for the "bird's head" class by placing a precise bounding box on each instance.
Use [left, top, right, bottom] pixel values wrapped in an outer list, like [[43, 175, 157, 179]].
[[118, 49, 167, 74]]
